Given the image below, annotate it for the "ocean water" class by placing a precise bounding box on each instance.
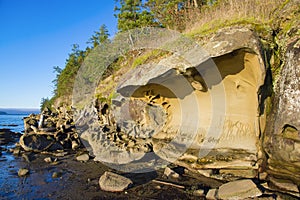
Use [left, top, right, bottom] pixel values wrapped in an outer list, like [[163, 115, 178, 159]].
[[0, 114, 29, 133], [0, 110, 40, 199], [0, 109, 39, 133]]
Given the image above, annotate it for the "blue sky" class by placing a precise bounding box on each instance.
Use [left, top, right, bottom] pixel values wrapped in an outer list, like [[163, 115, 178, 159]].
[[0, 0, 117, 108]]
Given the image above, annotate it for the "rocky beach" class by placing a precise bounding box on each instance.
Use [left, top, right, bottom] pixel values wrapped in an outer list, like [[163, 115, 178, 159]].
[[0, 107, 299, 199], [1, 0, 300, 199]]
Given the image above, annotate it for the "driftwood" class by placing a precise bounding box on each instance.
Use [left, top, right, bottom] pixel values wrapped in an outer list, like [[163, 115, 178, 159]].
[[152, 179, 185, 189]]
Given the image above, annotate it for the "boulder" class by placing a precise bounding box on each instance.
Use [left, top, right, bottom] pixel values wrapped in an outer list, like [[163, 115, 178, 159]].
[[217, 179, 262, 199], [23, 115, 38, 133], [19, 133, 63, 152], [99, 171, 132, 192]]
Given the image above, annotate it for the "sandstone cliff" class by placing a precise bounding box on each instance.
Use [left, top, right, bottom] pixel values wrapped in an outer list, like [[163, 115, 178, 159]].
[[41, 0, 300, 195]]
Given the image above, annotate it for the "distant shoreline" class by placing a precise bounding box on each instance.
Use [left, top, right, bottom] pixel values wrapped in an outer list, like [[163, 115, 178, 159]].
[[0, 108, 39, 115], [1, 113, 31, 116]]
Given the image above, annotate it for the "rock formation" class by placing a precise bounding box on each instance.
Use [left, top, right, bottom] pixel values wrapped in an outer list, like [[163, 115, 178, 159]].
[[20, 108, 83, 152], [73, 22, 299, 195], [264, 28, 300, 185], [78, 27, 269, 179]]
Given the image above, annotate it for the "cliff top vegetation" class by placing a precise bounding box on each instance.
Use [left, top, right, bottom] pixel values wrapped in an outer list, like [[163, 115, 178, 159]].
[[41, 0, 299, 111]]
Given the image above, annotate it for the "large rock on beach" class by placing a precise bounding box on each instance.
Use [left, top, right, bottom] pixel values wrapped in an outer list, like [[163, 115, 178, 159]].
[[217, 179, 262, 199], [19, 133, 63, 152], [76, 153, 89, 162], [99, 171, 133, 192]]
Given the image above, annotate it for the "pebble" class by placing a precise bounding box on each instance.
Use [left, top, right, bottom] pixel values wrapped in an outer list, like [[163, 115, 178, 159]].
[[127, 140, 135, 148], [52, 152, 68, 157], [18, 168, 29, 177], [52, 171, 62, 178], [72, 140, 79, 150], [259, 172, 268, 180], [155, 185, 162, 189], [206, 189, 217, 200], [193, 189, 205, 196], [22, 154, 30, 162], [12, 148, 20, 155], [76, 153, 89, 162], [44, 157, 53, 163], [164, 167, 180, 179]]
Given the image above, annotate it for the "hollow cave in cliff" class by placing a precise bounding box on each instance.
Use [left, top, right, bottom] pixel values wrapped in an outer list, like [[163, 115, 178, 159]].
[[86, 47, 266, 174], [117, 49, 264, 151]]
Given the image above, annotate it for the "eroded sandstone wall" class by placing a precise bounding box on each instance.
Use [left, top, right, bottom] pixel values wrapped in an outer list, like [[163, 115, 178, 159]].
[[71, 23, 299, 189], [264, 38, 300, 184], [112, 28, 269, 179]]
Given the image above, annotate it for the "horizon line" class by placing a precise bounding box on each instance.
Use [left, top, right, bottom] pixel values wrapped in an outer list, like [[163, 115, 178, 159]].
[[0, 107, 40, 110]]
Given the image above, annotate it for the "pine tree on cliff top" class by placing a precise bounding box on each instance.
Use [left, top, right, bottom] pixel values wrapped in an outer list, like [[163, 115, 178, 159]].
[[115, 0, 157, 32], [87, 24, 110, 48]]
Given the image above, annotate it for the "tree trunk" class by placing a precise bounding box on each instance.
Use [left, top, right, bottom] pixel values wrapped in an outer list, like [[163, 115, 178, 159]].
[[193, 0, 199, 8]]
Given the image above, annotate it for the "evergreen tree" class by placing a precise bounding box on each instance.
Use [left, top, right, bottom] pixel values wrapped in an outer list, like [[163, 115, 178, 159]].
[[115, 0, 157, 32], [55, 44, 85, 98], [145, 0, 184, 29], [87, 24, 110, 48], [145, 0, 210, 30], [52, 65, 62, 96], [40, 97, 53, 111]]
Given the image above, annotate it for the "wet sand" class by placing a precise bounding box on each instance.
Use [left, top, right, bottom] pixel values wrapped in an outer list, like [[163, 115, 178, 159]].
[[1, 129, 297, 200], [1, 151, 224, 199]]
